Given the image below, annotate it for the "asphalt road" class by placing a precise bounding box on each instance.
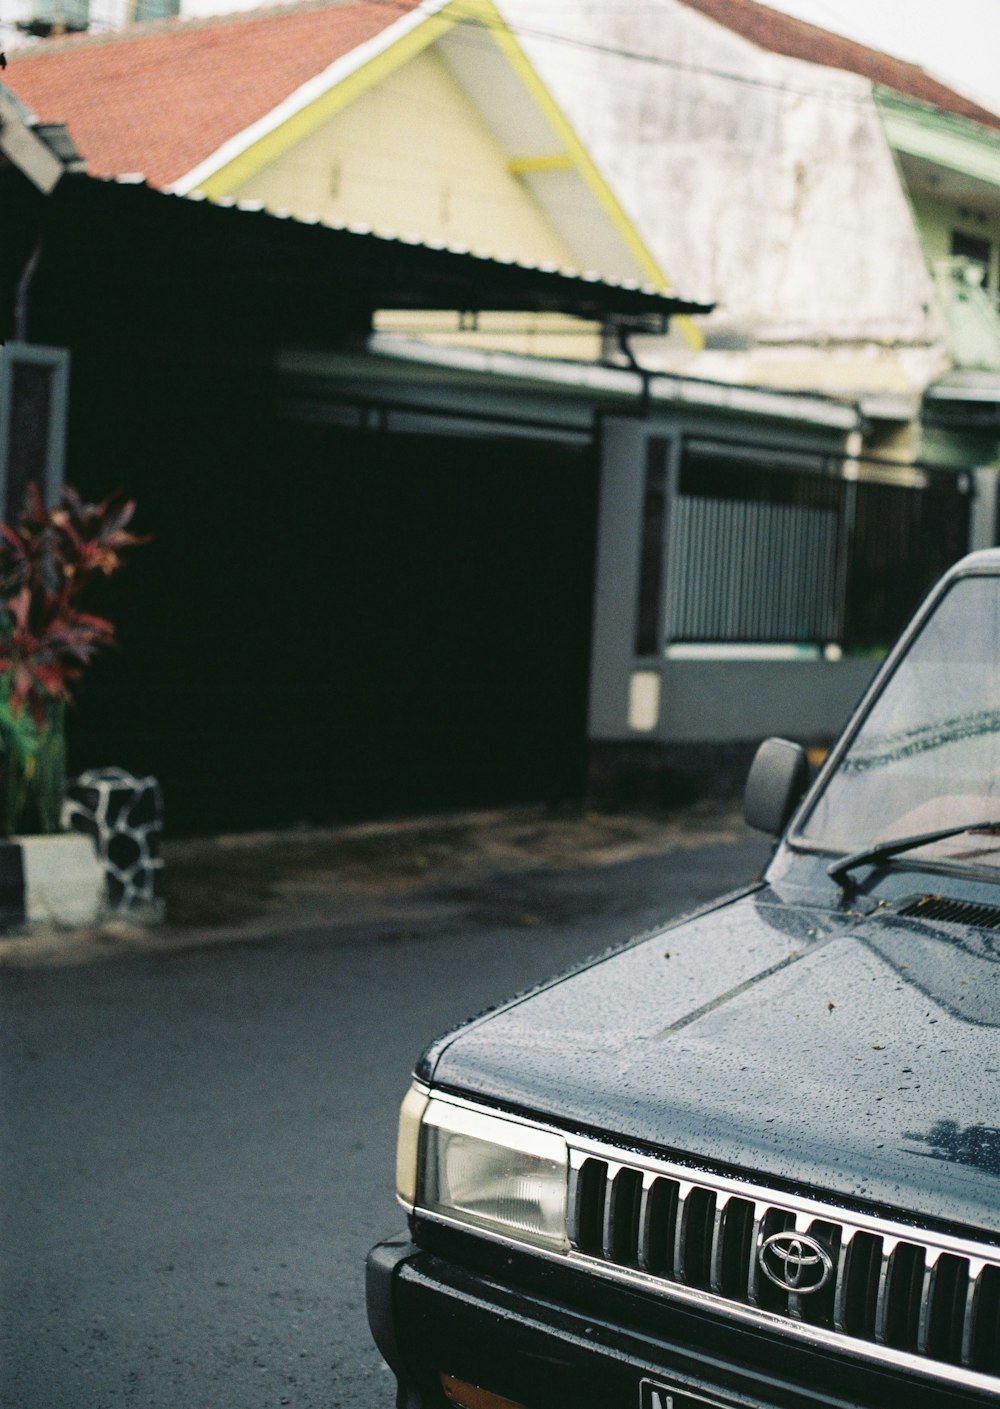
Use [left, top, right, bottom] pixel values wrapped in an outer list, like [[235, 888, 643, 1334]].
[[1, 828, 770, 1409]]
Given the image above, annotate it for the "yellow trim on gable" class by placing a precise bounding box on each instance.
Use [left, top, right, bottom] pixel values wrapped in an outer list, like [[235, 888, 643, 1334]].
[[197, 8, 456, 199], [449, 0, 703, 349], [507, 154, 573, 174], [196, 0, 703, 350], [460, 0, 661, 283]]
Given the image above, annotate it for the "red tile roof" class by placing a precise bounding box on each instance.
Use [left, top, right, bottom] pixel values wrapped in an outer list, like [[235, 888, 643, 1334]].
[[2, 0, 423, 188], [4, 0, 997, 193], [677, 0, 1000, 129]]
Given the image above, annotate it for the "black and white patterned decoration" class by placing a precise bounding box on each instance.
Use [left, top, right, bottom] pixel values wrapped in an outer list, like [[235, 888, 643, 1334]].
[[62, 767, 164, 919]]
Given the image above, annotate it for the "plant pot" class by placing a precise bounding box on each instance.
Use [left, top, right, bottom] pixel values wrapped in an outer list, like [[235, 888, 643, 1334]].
[[2, 832, 104, 931]]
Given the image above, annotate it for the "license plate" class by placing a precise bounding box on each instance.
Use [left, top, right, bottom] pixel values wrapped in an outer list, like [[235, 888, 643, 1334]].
[[639, 1379, 731, 1409]]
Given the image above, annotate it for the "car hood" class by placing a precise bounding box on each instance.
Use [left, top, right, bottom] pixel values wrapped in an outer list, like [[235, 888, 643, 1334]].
[[424, 888, 1000, 1235]]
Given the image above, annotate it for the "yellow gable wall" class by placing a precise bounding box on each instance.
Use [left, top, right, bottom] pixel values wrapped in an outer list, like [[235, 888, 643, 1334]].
[[231, 45, 579, 270]]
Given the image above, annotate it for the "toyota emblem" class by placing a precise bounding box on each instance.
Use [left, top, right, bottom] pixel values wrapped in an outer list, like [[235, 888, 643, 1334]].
[[758, 1231, 833, 1294]]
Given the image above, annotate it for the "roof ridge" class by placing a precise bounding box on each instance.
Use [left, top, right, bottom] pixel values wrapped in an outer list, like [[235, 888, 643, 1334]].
[[725, 0, 932, 77], [4, 0, 415, 58], [1, 0, 429, 186], [675, 0, 1000, 129]]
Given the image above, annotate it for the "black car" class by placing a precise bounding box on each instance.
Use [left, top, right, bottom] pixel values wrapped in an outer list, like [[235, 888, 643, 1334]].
[[367, 549, 1000, 1409]]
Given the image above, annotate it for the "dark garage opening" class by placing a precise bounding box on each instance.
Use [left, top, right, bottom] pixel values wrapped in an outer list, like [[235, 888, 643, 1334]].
[[68, 389, 599, 835]]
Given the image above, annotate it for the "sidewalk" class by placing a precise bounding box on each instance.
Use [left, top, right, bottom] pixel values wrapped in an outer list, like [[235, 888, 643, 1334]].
[[0, 800, 760, 967]]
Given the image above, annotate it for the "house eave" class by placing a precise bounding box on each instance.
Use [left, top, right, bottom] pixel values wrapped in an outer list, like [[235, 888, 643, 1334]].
[[876, 88, 1000, 189], [0, 84, 84, 193], [925, 373, 1000, 404], [365, 331, 861, 430]]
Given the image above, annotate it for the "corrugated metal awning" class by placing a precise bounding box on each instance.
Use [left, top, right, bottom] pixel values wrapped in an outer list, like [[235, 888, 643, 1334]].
[[43, 172, 712, 327]]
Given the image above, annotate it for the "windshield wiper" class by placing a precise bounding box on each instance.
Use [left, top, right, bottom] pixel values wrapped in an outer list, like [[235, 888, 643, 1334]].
[[828, 820, 1000, 890]]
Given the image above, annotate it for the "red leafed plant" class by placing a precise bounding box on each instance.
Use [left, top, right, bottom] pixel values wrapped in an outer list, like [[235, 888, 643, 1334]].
[[0, 484, 148, 835]]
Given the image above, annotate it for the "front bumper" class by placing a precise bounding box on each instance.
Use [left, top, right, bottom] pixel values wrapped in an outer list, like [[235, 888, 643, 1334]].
[[366, 1228, 998, 1409]]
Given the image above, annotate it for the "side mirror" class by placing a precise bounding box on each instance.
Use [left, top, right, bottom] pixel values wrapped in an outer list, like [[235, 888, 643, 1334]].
[[744, 738, 809, 836]]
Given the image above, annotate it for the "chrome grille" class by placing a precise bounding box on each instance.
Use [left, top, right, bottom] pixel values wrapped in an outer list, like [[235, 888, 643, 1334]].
[[569, 1153, 1000, 1382]]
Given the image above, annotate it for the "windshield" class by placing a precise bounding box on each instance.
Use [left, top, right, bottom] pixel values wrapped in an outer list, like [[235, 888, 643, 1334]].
[[798, 574, 1000, 870]]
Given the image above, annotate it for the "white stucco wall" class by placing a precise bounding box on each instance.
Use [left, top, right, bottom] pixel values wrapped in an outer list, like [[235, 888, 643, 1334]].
[[497, 0, 942, 362]]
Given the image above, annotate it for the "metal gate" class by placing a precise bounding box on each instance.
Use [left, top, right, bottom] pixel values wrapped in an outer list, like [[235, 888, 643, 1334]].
[[651, 437, 972, 653]]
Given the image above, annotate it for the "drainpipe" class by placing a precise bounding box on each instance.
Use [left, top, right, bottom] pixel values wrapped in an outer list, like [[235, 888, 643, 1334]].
[[616, 324, 651, 417], [14, 241, 42, 342]]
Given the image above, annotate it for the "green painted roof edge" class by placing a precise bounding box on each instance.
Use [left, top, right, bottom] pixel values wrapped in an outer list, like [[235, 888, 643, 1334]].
[[875, 88, 1000, 188]]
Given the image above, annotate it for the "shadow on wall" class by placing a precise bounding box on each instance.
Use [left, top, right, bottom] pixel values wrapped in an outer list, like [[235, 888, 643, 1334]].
[[587, 740, 797, 812]]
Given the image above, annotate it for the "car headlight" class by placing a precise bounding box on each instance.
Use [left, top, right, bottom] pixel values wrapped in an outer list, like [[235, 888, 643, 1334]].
[[395, 1085, 569, 1251]]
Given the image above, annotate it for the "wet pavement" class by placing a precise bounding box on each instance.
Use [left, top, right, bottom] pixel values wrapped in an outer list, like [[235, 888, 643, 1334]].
[[0, 801, 766, 967], [0, 803, 772, 1408]]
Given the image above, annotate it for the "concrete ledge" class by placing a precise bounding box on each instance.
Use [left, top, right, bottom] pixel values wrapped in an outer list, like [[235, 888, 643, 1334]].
[[656, 656, 880, 743], [1, 834, 104, 932], [592, 656, 882, 746]]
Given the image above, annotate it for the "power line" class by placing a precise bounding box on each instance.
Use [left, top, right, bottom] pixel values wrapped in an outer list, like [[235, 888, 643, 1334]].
[[352, 0, 894, 109], [1, 0, 944, 116]]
